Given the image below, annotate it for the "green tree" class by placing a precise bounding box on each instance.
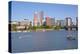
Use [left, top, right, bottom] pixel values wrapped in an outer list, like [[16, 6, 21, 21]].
[[12, 24, 17, 31]]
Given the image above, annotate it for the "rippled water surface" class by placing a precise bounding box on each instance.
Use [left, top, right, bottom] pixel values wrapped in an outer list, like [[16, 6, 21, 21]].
[[11, 30, 78, 53]]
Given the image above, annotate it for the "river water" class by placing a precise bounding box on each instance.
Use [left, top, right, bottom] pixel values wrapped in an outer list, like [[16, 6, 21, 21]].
[[11, 30, 78, 53]]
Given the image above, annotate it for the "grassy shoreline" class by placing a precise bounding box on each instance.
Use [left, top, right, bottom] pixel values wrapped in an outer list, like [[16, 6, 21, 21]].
[[10, 28, 64, 32]]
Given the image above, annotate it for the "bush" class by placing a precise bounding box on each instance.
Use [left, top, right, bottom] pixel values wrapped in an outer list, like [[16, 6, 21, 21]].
[[54, 26, 61, 30]]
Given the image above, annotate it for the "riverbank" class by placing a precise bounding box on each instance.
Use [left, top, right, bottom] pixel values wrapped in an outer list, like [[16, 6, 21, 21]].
[[10, 29, 65, 32]]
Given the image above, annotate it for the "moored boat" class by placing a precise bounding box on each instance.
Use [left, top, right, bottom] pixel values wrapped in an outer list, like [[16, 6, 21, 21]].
[[67, 35, 75, 40]]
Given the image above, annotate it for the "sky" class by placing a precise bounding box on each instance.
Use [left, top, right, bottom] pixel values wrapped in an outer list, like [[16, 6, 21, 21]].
[[10, 1, 78, 23]]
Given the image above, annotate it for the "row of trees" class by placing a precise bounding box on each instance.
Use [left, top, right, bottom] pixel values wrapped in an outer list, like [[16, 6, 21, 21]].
[[32, 25, 65, 30], [10, 23, 65, 31]]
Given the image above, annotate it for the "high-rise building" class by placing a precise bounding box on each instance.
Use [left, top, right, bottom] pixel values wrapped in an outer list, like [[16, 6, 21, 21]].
[[46, 17, 55, 27], [60, 20, 65, 27], [46, 16, 52, 27], [56, 20, 61, 26], [50, 18, 55, 26], [39, 11, 44, 26], [33, 12, 38, 26], [33, 11, 44, 26], [42, 18, 46, 26]]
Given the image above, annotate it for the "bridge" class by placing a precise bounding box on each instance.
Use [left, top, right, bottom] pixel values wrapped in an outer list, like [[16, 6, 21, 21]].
[[64, 25, 78, 31]]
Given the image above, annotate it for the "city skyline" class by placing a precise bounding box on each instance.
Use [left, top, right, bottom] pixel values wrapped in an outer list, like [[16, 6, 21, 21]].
[[9, 2, 78, 53], [11, 1, 78, 23]]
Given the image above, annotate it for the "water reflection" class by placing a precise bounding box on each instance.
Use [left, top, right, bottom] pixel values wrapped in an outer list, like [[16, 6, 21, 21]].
[[66, 29, 77, 49]]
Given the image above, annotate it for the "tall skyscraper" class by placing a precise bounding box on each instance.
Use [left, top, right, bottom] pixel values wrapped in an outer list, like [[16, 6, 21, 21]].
[[33, 11, 44, 26], [33, 12, 38, 26], [39, 11, 44, 26]]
